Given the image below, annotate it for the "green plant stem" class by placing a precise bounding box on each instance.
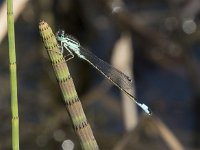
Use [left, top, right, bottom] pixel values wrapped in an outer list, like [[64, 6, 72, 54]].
[[39, 20, 99, 150], [7, 0, 19, 149]]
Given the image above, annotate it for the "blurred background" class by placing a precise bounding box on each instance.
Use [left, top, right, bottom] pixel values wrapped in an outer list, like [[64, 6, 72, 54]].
[[0, 0, 200, 149]]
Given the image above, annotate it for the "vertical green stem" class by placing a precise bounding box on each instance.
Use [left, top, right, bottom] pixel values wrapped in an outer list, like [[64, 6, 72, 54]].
[[7, 0, 19, 149]]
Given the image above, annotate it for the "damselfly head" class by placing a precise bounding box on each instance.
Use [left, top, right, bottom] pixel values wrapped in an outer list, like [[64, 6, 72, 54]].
[[56, 30, 65, 40]]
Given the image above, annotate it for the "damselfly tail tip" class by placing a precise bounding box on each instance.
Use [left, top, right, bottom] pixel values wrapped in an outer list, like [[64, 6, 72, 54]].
[[147, 108, 152, 116], [138, 103, 152, 116]]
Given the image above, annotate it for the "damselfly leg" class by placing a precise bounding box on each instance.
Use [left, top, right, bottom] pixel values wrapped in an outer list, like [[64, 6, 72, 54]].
[[46, 45, 74, 62]]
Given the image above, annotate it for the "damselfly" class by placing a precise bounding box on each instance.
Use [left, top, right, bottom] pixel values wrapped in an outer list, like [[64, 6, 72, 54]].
[[55, 30, 152, 115]]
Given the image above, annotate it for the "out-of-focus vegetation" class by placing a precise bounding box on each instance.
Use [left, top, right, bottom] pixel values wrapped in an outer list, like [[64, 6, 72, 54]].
[[0, 0, 200, 149]]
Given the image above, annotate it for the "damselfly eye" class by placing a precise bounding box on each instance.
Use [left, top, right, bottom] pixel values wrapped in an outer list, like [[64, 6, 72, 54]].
[[56, 30, 65, 38]]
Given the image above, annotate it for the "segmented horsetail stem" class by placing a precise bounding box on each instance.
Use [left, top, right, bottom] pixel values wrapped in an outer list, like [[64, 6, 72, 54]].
[[39, 20, 99, 150], [7, 0, 19, 149]]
